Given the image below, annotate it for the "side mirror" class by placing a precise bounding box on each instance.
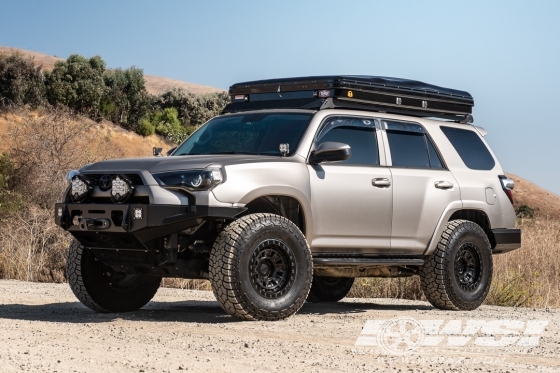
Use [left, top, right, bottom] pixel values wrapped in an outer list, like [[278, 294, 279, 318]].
[[166, 147, 177, 156], [309, 142, 351, 164], [153, 147, 163, 157]]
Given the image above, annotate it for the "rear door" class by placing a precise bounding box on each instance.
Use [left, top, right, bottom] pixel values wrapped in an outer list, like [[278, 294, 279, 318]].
[[308, 116, 392, 255], [382, 120, 460, 254]]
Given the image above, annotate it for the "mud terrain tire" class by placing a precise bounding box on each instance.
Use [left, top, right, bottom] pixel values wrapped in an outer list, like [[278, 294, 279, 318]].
[[209, 213, 312, 321], [307, 276, 354, 302], [67, 239, 161, 313], [420, 220, 492, 311]]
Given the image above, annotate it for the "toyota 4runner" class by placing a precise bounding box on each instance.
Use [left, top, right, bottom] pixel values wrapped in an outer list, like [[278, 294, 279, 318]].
[[55, 76, 521, 321]]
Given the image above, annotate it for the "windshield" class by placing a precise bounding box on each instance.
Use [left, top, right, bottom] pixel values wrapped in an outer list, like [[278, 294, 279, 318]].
[[173, 112, 313, 156]]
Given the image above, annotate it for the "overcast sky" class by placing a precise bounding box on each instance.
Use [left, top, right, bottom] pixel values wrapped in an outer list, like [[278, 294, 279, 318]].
[[1, 0, 559, 195]]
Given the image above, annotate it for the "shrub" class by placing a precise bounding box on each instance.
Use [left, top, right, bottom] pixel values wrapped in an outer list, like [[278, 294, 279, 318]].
[[516, 204, 535, 219], [0, 51, 45, 107]]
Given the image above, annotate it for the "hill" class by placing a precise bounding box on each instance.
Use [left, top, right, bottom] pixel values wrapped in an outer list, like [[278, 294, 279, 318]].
[[0, 110, 174, 158], [507, 173, 560, 220], [0, 46, 224, 95]]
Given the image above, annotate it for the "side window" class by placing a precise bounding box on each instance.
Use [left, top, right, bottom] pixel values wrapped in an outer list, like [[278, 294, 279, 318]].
[[316, 117, 379, 166], [385, 120, 445, 169], [440, 126, 495, 170]]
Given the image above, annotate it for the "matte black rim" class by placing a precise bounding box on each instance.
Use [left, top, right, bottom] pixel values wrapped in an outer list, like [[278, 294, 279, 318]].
[[249, 239, 295, 298], [454, 243, 482, 291]]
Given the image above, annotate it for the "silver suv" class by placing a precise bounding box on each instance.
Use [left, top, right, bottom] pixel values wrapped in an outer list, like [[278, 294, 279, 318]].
[[55, 76, 521, 321]]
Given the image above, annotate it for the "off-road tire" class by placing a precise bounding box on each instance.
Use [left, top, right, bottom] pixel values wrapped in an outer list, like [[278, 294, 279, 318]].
[[67, 239, 161, 313], [420, 220, 493, 311], [209, 213, 313, 321], [307, 276, 354, 302]]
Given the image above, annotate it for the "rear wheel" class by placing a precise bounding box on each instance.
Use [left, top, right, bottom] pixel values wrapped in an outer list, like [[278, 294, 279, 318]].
[[307, 276, 354, 302], [67, 239, 161, 313], [420, 220, 492, 311], [209, 213, 313, 321]]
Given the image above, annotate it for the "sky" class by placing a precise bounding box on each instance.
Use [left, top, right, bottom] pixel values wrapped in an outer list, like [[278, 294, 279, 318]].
[[1, 0, 559, 194]]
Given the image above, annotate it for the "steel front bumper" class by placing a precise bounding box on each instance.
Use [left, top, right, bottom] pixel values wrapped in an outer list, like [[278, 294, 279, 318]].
[[54, 203, 246, 250]]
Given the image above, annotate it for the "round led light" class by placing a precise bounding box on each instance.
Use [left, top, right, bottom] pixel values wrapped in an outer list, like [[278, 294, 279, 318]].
[[190, 174, 203, 188], [70, 175, 91, 203], [110, 175, 134, 203]]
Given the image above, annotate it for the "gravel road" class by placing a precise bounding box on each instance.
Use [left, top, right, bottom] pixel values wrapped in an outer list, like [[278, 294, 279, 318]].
[[0, 280, 558, 373]]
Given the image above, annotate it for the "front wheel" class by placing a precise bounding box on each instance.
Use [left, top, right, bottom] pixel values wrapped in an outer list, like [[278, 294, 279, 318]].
[[67, 239, 161, 313], [420, 220, 493, 311], [209, 213, 313, 321], [307, 276, 354, 302]]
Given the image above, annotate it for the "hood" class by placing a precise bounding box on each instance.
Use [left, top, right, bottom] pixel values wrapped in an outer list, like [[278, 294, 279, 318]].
[[79, 154, 299, 173]]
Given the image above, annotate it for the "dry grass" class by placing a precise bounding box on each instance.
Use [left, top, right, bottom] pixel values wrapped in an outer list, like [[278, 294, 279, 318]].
[[486, 216, 560, 308]]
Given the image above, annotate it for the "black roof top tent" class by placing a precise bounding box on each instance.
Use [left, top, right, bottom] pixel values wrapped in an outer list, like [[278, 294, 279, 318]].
[[223, 75, 474, 122]]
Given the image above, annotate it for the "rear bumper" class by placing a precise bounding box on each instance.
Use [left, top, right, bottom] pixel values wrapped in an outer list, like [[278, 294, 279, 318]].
[[491, 228, 521, 254], [54, 203, 246, 249]]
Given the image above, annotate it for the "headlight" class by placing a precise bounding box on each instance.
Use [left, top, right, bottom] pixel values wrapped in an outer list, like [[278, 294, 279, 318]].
[[70, 174, 92, 203], [65, 170, 79, 186], [152, 168, 224, 191], [111, 175, 135, 203]]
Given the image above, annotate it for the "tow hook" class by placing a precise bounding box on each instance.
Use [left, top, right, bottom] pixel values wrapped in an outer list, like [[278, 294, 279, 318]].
[[79, 218, 111, 231]]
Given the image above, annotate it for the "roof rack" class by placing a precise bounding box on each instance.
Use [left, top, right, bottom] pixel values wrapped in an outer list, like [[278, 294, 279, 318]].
[[222, 76, 474, 123]]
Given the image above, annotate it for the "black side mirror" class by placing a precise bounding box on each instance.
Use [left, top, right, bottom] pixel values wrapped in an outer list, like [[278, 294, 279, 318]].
[[309, 142, 351, 164], [166, 147, 177, 156], [153, 147, 163, 157]]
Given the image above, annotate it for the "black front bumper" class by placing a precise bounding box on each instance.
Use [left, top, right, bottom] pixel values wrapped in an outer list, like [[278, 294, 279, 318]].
[[491, 228, 521, 254], [54, 203, 246, 250]]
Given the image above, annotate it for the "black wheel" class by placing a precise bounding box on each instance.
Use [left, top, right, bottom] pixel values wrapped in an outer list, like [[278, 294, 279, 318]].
[[209, 213, 312, 321], [307, 276, 354, 302], [420, 220, 492, 311], [66, 239, 161, 313]]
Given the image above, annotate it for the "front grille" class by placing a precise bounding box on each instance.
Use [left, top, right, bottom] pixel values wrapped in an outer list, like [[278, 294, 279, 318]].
[[83, 173, 144, 186]]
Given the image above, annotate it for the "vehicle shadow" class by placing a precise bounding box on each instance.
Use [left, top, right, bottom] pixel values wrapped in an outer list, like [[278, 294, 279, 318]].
[[0, 299, 433, 324]]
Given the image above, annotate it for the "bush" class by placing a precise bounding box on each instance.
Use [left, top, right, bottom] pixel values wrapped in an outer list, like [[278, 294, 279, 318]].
[[0, 51, 45, 107], [138, 117, 156, 136], [516, 204, 535, 219]]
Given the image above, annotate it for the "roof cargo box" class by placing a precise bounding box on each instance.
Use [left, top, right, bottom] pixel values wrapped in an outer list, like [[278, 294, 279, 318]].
[[223, 75, 474, 122]]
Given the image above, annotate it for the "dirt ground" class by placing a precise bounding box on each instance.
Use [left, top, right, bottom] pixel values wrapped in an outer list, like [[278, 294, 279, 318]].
[[0, 280, 558, 373]]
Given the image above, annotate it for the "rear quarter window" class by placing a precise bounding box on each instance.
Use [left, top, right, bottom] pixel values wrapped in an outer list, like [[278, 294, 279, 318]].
[[440, 126, 495, 170]]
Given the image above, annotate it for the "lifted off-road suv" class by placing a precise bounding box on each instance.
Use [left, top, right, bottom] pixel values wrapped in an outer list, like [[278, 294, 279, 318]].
[[55, 76, 521, 321]]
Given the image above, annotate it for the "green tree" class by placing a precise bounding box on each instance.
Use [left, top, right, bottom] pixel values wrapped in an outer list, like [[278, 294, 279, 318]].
[[44, 54, 106, 119], [102, 66, 150, 128], [140, 107, 191, 143], [0, 51, 45, 107], [157, 89, 229, 129]]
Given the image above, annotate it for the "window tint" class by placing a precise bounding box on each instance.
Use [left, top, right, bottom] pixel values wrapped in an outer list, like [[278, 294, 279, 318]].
[[426, 136, 445, 169], [440, 126, 495, 170], [387, 131, 430, 168], [317, 119, 379, 166], [174, 113, 312, 156]]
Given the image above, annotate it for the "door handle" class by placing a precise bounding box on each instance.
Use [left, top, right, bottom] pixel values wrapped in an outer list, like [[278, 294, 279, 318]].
[[435, 180, 454, 189], [372, 178, 391, 187]]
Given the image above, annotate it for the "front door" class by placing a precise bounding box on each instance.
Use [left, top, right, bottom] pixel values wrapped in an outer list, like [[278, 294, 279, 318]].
[[308, 116, 392, 255]]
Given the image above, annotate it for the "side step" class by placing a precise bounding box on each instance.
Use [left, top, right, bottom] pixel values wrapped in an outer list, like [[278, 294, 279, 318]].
[[313, 257, 425, 267]]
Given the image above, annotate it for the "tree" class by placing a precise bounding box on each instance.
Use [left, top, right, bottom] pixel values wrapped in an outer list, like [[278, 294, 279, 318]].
[[44, 54, 106, 120], [102, 66, 149, 127], [0, 51, 45, 107]]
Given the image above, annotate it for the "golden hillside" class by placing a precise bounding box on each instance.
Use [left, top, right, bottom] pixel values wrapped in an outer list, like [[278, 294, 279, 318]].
[[0, 110, 175, 159], [0, 46, 224, 95], [506, 173, 560, 220]]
